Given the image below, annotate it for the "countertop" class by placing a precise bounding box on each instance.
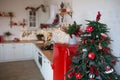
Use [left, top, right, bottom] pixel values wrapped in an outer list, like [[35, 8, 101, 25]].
[[0, 40, 44, 44]]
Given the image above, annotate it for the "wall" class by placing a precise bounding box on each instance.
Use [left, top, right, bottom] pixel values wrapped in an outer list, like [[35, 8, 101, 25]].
[[0, 0, 49, 40]]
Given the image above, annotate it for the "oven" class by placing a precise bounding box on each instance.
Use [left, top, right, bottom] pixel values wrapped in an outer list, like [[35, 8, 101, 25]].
[[37, 52, 42, 71], [38, 52, 42, 68]]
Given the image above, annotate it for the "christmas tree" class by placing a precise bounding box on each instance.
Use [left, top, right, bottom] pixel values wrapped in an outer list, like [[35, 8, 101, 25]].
[[67, 12, 120, 80]]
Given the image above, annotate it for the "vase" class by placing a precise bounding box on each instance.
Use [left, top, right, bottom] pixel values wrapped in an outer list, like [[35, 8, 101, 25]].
[[68, 34, 77, 45]]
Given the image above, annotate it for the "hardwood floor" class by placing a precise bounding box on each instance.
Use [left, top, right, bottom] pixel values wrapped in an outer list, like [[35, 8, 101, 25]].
[[0, 60, 44, 80]]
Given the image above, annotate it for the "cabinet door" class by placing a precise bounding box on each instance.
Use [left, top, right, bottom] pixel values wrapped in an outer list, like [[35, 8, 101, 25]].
[[46, 59, 53, 80], [43, 57, 53, 80], [14, 43, 24, 60], [0, 44, 4, 62], [3, 44, 14, 61], [23, 43, 33, 60], [42, 56, 46, 79]]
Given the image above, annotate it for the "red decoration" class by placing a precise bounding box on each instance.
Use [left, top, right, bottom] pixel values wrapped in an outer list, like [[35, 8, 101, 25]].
[[61, 8, 67, 13], [90, 65, 99, 76], [101, 34, 107, 40], [112, 60, 117, 65], [88, 52, 96, 60], [52, 14, 59, 25], [103, 48, 110, 54], [106, 66, 111, 71], [90, 39, 94, 43], [67, 72, 74, 78], [98, 40, 102, 43], [86, 26, 94, 33], [96, 11, 101, 21], [75, 73, 82, 79]]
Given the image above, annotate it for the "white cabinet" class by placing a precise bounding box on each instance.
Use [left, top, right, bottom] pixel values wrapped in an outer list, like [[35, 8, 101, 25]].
[[0, 43, 34, 62], [3, 44, 15, 61], [23, 43, 33, 60], [0, 44, 4, 62], [42, 56, 53, 80], [14, 43, 24, 60]]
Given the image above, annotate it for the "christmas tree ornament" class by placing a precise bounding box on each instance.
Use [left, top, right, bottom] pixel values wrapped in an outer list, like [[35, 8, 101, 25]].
[[88, 52, 96, 60], [103, 48, 110, 53], [89, 73, 95, 78], [96, 35, 99, 38], [81, 41, 85, 44], [96, 11, 101, 21], [112, 60, 117, 65], [105, 66, 114, 74], [105, 68, 114, 74], [86, 26, 94, 33], [106, 66, 111, 71], [67, 72, 74, 78], [98, 40, 102, 43], [98, 43, 102, 50], [82, 48, 87, 52], [90, 39, 94, 43], [75, 73, 82, 79], [101, 33, 107, 40]]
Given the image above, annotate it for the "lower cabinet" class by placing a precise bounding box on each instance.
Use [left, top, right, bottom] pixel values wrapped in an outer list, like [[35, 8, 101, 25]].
[[0, 43, 33, 62], [42, 57, 53, 80], [0, 44, 4, 62], [3, 44, 15, 61]]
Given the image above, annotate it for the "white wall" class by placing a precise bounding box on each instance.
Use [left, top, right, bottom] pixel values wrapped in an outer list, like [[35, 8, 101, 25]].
[[0, 0, 49, 40]]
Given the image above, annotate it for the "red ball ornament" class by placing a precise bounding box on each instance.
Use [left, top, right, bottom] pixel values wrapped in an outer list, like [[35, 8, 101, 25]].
[[75, 73, 82, 79], [88, 52, 96, 60], [67, 72, 74, 78], [90, 39, 94, 43], [86, 26, 94, 33]]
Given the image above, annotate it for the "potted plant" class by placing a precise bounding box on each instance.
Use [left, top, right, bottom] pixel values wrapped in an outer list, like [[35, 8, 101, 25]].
[[4, 31, 12, 41], [36, 34, 44, 41], [4, 31, 12, 37]]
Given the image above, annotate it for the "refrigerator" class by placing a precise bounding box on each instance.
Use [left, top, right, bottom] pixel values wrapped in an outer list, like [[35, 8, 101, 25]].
[[52, 43, 78, 80]]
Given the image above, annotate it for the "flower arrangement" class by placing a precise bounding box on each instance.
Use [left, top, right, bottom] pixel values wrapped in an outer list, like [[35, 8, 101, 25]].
[[62, 21, 83, 38]]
